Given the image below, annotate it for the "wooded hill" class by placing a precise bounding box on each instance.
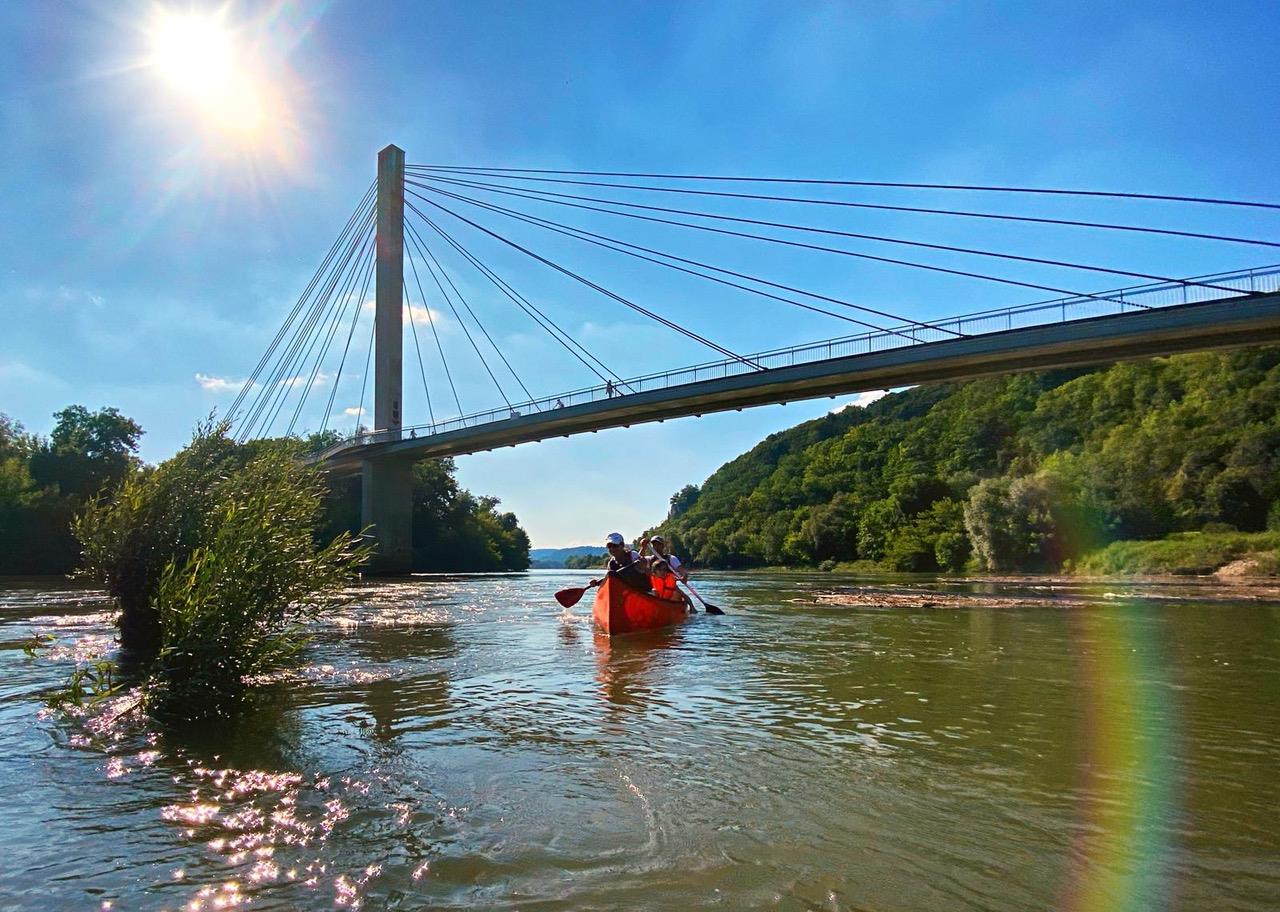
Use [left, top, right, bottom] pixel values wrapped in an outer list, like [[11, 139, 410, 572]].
[[652, 347, 1280, 572]]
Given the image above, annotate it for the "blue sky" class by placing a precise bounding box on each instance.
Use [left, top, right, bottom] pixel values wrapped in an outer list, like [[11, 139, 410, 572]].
[[2, 1, 1278, 547]]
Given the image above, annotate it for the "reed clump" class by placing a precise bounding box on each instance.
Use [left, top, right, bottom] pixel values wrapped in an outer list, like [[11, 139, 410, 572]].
[[74, 421, 369, 720]]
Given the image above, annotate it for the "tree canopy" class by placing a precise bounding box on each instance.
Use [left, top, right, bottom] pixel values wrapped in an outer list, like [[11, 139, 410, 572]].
[[1, 406, 143, 573]]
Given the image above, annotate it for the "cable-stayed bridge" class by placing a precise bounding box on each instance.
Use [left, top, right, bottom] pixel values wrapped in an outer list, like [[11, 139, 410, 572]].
[[230, 145, 1280, 572]]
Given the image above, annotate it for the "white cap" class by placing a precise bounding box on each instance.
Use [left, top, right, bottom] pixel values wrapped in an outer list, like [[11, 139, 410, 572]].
[[605, 532, 625, 546]]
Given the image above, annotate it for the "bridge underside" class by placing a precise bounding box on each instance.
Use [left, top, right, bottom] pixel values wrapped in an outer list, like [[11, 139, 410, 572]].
[[324, 290, 1280, 476]]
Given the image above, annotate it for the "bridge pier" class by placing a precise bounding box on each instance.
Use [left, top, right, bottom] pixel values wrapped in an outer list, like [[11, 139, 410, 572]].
[[363, 143, 412, 574], [362, 457, 413, 574]]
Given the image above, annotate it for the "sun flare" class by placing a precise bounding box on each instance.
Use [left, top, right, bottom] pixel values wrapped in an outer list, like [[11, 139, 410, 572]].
[[147, 8, 269, 136]]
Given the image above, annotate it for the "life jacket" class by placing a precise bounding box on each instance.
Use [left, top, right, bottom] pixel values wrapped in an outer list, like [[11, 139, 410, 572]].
[[649, 556, 681, 601], [650, 572, 679, 601]]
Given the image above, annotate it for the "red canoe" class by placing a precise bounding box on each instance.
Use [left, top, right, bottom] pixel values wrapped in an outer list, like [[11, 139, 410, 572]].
[[592, 575, 689, 635]]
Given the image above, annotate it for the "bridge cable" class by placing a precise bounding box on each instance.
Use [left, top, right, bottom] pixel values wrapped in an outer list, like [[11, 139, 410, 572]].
[[407, 165, 1280, 212], [406, 218, 537, 405], [406, 166, 1280, 251], [405, 189, 761, 370], [402, 262, 437, 427], [246, 210, 377, 439], [322, 252, 378, 433], [403, 224, 465, 418], [410, 179, 944, 342], [285, 231, 378, 436], [268, 212, 377, 435], [413, 173, 1252, 297], [230, 181, 375, 422], [354, 299, 376, 435], [404, 221, 514, 410], [240, 208, 377, 439], [406, 201, 626, 388], [239, 206, 376, 438], [408, 177, 1154, 312]]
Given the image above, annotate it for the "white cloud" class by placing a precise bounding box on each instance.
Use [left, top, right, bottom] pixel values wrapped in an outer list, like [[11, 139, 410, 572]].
[[342, 406, 366, 417], [279, 371, 331, 389], [358, 300, 447, 326], [404, 303, 446, 325], [830, 389, 891, 414], [195, 373, 251, 393], [24, 284, 105, 310]]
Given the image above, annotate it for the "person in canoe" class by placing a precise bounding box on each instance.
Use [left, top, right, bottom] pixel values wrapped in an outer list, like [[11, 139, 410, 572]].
[[591, 532, 652, 592], [645, 535, 695, 611]]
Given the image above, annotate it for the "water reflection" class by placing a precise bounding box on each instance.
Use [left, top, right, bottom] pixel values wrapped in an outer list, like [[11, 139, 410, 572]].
[[592, 628, 682, 712]]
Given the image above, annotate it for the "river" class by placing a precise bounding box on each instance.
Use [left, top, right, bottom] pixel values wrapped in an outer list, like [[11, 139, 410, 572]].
[[1, 571, 1278, 910]]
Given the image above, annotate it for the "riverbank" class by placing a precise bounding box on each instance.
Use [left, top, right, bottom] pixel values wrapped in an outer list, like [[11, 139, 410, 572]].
[[808, 575, 1280, 611], [716, 529, 1280, 580], [1071, 530, 1280, 576]]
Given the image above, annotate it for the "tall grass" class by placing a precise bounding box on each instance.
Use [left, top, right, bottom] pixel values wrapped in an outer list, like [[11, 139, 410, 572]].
[[75, 421, 369, 720], [1074, 531, 1280, 576]]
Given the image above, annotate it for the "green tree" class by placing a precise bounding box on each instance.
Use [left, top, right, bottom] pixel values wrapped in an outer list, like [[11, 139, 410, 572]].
[[807, 492, 861, 562], [857, 498, 904, 563], [963, 477, 1022, 571], [884, 498, 966, 572], [1, 407, 144, 575], [30, 405, 142, 500], [669, 484, 701, 518], [302, 428, 345, 455]]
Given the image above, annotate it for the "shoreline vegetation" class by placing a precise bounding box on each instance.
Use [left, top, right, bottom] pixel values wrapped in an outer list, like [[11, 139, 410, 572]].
[[756, 530, 1280, 579], [650, 348, 1280, 579]]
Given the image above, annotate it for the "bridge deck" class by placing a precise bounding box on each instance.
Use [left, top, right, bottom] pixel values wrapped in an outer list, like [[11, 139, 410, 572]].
[[315, 289, 1280, 472]]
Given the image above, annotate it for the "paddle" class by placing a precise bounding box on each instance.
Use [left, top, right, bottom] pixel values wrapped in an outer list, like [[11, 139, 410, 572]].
[[555, 579, 600, 608], [678, 579, 726, 615]]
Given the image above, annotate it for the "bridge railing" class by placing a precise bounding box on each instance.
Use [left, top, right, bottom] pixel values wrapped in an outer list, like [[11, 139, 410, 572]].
[[314, 265, 1280, 461]]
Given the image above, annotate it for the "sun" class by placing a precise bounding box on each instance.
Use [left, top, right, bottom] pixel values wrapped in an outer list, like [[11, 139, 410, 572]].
[[147, 8, 268, 136]]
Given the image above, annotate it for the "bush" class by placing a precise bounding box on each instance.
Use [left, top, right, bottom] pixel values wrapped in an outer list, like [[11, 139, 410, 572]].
[[934, 532, 970, 572], [76, 422, 369, 720], [964, 473, 1102, 572], [77, 423, 240, 657], [1075, 531, 1280, 575], [857, 498, 904, 562], [1201, 521, 1238, 534]]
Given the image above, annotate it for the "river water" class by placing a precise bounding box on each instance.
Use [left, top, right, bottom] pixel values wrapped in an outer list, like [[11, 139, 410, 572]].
[[2, 571, 1278, 911]]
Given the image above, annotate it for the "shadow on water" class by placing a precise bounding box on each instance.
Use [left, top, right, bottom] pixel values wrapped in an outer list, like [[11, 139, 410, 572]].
[[150, 688, 313, 771]]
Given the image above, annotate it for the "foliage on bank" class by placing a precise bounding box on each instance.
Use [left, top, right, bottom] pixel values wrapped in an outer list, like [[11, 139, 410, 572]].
[[1073, 530, 1280, 576], [316, 451, 531, 573], [653, 347, 1280, 574], [0, 407, 142, 574], [1, 414, 532, 577]]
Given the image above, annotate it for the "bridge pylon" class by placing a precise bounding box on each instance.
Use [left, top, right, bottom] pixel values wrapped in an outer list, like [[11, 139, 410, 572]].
[[363, 143, 413, 574]]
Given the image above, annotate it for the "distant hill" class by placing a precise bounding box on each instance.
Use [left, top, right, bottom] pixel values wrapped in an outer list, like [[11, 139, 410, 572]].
[[529, 545, 606, 568]]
